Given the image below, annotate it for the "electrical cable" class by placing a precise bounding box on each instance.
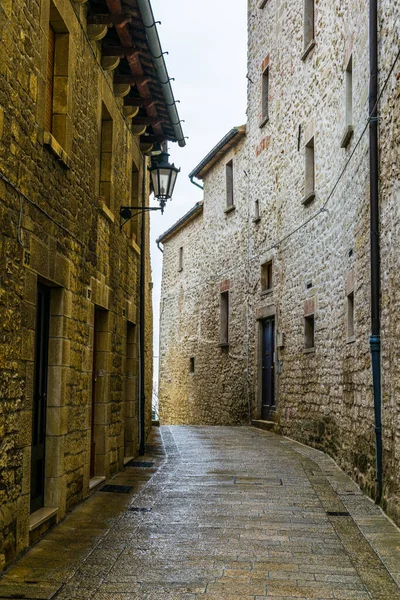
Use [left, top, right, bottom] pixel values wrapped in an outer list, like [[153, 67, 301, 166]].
[[263, 44, 400, 254], [0, 171, 84, 247]]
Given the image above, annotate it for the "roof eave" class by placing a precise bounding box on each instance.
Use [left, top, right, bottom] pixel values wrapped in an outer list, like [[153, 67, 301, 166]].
[[189, 125, 246, 180]]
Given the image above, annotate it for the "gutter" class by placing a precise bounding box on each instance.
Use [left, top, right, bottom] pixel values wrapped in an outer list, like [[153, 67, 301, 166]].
[[189, 176, 204, 191], [156, 201, 203, 245], [136, 0, 186, 147], [369, 0, 382, 504], [189, 127, 244, 180]]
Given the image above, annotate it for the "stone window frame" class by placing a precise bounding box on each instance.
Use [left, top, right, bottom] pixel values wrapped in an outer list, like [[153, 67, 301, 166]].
[[303, 297, 316, 353], [253, 199, 261, 223], [260, 59, 270, 128], [302, 134, 316, 205], [301, 0, 316, 61], [219, 281, 230, 347], [43, 0, 73, 167], [178, 246, 184, 272], [98, 102, 114, 212], [341, 54, 354, 148], [225, 159, 235, 213], [346, 270, 356, 343], [261, 260, 273, 295]]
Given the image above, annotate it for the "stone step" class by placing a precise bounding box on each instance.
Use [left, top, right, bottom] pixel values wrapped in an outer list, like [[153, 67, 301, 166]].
[[252, 419, 275, 431]]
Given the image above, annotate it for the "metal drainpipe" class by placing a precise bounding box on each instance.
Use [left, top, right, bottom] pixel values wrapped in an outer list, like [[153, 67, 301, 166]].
[[139, 154, 147, 456], [369, 0, 382, 504], [156, 240, 163, 253], [190, 176, 204, 191]]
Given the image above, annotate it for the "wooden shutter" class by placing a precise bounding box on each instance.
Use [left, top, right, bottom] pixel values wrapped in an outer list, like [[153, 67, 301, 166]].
[[45, 26, 55, 133]]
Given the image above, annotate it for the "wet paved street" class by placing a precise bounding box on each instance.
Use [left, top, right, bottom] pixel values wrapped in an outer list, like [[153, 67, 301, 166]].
[[1, 426, 400, 600]]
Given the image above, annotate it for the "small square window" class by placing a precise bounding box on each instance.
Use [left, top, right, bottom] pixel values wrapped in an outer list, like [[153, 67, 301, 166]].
[[304, 314, 315, 348], [261, 261, 273, 292]]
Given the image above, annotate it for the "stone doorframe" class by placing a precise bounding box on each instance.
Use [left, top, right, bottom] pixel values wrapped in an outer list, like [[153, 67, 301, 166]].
[[255, 305, 277, 421], [21, 235, 71, 551]]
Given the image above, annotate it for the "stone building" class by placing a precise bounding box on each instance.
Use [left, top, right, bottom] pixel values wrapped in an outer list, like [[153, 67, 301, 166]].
[[158, 127, 249, 426], [0, 0, 183, 568], [158, 0, 400, 524]]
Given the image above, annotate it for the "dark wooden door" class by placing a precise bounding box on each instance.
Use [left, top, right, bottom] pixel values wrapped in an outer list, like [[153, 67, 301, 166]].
[[90, 312, 98, 478], [30, 283, 50, 513], [261, 317, 275, 420]]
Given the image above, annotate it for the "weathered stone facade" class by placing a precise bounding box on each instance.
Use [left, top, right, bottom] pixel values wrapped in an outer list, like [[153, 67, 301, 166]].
[[0, 0, 182, 570], [158, 0, 400, 524]]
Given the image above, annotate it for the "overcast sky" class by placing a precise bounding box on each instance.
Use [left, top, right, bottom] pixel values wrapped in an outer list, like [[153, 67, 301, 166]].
[[149, 0, 248, 384]]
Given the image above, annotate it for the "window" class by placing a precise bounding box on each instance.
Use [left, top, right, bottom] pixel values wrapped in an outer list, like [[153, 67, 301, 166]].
[[220, 291, 229, 345], [189, 357, 195, 373], [178, 246, 183, 271], [347, 292, 355, 340], [45, 3, 70, 151], [302, 0, 315, 59], [341, 55, 354, 148], [303, 136, 315, 204], [45, 25, 55, 134], [261, 261, 273, 292], [254, 199, 260, 222], [225, 160, 234, 208], [261, 66, 269, 124], [304, 314, 315, 349], [99, 104, 113, 209]]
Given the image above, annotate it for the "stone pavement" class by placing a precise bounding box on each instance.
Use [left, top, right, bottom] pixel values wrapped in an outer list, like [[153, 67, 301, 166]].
[[1, 426, 400, 600]]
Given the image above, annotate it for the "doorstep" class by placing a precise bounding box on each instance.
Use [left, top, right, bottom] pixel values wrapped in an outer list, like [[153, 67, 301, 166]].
[[252, 419, 275, 431], [29, 507, 58, 532]]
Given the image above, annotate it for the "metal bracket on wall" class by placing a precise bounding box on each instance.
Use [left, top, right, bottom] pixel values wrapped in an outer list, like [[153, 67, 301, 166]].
[[119, 205, 163, 231]]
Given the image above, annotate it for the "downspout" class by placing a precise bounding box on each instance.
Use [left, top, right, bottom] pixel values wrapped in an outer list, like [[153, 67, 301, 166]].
[[369, 0, 382, 504], [139, 154, 147, 456], [190, 176, 204, 191], [156, 240, 163, 253]]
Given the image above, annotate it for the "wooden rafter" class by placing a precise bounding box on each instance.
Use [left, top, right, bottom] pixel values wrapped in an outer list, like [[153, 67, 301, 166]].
[[105, 0, 165, 139]]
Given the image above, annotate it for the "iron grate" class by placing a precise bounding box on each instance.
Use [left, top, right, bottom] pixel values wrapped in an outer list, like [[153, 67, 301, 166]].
[[326, 511, 350, 517], [100, 484, 133, 494], [125, 460, 154, 468]]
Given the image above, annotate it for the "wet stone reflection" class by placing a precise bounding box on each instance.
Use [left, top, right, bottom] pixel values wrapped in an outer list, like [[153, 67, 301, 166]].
[[0, 426, 400, 599]]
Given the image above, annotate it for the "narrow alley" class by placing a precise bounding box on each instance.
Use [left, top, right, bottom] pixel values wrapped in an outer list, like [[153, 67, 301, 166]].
[[0, 426, 399, 600]]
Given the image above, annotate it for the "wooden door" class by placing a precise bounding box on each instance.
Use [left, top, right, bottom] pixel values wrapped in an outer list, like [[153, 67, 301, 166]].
[[261, 317, 275, 420], [30, 284, 50, 513]]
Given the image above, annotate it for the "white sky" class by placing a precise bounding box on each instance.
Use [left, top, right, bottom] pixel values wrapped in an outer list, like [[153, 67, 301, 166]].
[[149, 0, 248, 385]]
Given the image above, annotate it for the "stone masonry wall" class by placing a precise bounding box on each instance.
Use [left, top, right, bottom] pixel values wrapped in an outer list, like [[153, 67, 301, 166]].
[[159, 0, 400, 524], [159, 136, 250, 426], [0, 0, 153, 569], [246, 0, 400, 522]]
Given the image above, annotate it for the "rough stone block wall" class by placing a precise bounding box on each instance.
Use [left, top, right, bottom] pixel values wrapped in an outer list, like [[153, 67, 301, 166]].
[[0, 0, 153, 569], [159, 0, 400, 526], [159, 137, 250, 426], [246, 0, 400, 523]]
